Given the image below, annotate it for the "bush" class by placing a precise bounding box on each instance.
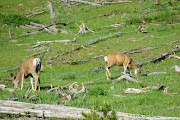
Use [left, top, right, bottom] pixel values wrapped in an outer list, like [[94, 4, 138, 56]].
[[0, 14, 39, 27]]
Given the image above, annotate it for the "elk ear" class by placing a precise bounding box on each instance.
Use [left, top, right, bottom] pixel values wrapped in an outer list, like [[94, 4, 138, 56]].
[[139, 64, 143, 68], [11, 73, 14, 77]]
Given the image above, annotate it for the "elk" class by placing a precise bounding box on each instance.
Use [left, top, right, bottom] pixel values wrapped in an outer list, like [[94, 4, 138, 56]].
[[10, 56, 41, 91], [104, 54, 141, 80]]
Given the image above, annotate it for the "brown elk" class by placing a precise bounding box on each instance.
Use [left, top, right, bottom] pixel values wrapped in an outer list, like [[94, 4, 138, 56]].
[[104, 54, 141, 80], [9, 56, 41, 91]]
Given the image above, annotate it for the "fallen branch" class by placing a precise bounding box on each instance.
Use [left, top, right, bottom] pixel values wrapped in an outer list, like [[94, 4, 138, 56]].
[[3, 93, 18, 101], [69, 0, 101, 6], [76, 23, 95, 34], [0, 66, 19, 74], [142, 72, 166, 76], [112, 74, 139, 83], [26, 11, 45, 18], [120, 88, 147, 94], [28, 38, 76, 49], [169, 55, 180, 60], [96, 1, 132, 5], [25, 48, 50, 58]]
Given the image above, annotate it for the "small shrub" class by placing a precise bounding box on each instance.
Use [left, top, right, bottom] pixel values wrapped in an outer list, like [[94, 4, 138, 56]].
[[0, 14, 39, 27], [87, 87, 108, 96]]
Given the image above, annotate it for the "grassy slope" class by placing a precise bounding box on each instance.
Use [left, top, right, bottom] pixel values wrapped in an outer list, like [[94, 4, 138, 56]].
[[0, 0, 180, 117]]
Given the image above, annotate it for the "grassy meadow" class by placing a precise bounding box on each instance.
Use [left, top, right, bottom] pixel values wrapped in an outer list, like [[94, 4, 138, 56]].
[[0, 0, 180, 118]]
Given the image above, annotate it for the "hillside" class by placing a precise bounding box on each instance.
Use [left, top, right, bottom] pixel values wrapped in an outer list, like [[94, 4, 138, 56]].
[[0, 0, 180, 119]]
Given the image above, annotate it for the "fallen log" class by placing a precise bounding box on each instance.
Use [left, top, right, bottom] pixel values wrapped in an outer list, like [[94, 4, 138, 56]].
[[69, 0, 101, 6], [142, 72, 166, 76], [26, 11, 45, 18], [28, 38, 76, 49], [0, 100, 179, 120]]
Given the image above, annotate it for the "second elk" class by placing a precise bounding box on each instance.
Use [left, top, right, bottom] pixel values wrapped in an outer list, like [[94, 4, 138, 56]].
[[10, 56, 41, 91], [104, 54, 141, 80]]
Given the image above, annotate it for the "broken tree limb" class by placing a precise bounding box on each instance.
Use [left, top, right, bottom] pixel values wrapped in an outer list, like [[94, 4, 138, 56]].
[[20, 22, 67, 37], [120, 88, 147, 94], [48, 32, 123, 63], [26, 11, 45, 18], [142, 72, 166, 76], [96, 1, 132, 5], [112, 74, 139, 83], [23, 87, 32, 99], [0, 66, 19, 74], [25, 48, 50, 59], [137, 48, 180, 66], [169, 55, 180, 60], [76, 23, 95, 34], [69, 0, 101, 6], [85, 74, 139, 85], [28, 38, 76, 49]]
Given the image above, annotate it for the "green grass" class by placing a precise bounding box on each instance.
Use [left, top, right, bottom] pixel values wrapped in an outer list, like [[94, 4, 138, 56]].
[[0, 0, 180, 118]]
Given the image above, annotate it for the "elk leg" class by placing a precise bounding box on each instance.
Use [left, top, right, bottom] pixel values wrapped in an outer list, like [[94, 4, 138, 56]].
[[105, 66, 111, 80], [32, 73, 38, 91], [38, 69, 41, 91], [30, 75, 34, 90], [21, 74, 25, 90]]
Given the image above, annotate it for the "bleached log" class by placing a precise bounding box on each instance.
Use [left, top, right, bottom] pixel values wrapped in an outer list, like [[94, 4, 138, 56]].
[[48, 1, 55, 23], [112, 74, 139, 83], [28, 38, 75, 49], [120, 88, 147, 94], [24, 87, 32, 99], [9, 28, 14, 39], [169, 55, 180, 59], [68, 83, 86, 94], [58, 87, 71, 103], [0, 100, 179, 119], [76, 23, 95, 34], [69, 0, 101, 6], [96, 1, 132, 5], [142, 72, 166, 76], [174, 65, 180, 74], [26, 11, 45, 18], [25, 49, 49, 58]]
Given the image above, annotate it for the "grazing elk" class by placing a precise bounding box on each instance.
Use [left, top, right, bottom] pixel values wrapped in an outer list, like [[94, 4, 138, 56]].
[[104, 54, 141, 80], [10, 56, 41, 91]]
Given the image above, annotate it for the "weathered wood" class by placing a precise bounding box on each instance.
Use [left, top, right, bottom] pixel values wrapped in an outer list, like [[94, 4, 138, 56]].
[[142, 72, 166, 76], [26, 11, 45, 18], [0, 100, 179, 120], [0, 66, 19, 73], [24, 87, 32, 99], [120, 88, 147, 94], [69, 0, 101, 6], [96, 1, 132, 5], [25, 49, 49, 59], [112, 74, 139, 83], [28, 38, 76, 49]]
